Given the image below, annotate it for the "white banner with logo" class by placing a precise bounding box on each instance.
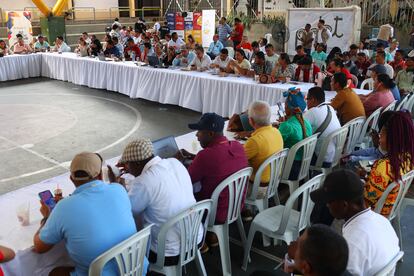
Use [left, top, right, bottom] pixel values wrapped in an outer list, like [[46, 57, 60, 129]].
[[201, 10, 216, 48], [6, 11, 33, 47], [287, 6, 361, 55]]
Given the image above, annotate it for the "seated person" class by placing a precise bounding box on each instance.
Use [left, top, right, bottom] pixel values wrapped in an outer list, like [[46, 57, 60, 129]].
[[53, 36, 71, 53], [327, 58, 355, 88], [173, 45, 196, 67], [292, 45, 307, 64], [13, 34, 32, 54], [348, 43, 359, 62], [355, 52, 371, 84], [249, 41, 261, 62], [264, 44, 279, 68], [249, 51, 272, 77], [284, 224, 349, 276], [364, 111, 414, 216], [368, 50, 394, 79], [124, 38, 141, 61], [259, 38, 267, 52], [372, 43, 393, 63], [342, 51, 359, 76], [168, 32, 185, 52], [74, 37, 89, 57], [112, 36, 124, 57], [0, 245, 15, 274], [210, 48, 233, 71], [243, 101, 283, 220], [88, 37, 102, 56], [34, 35, 50, 52], [114, 139, 204, 264], [0, 40, 11, 56], [162, 46, 176, 66], [103, 39, 122, 58], [278, 88, 312, 179], [140, 42, 154, 63], [153, 43, 165, 60], [34, 152, 142, 276], [226, 49, 251, 76], [304, 87, 341, 167], [369, 64, 400, 101], [311, 169, 400, 275], [186, 34, 196, 50], [389, 49, 406, 77], [395, 56, 414, 95], [311, 43, 328, 70], [385, 39, 399, 59], [271, 53, 295, 82], [190, 45, 212, 71], [206, 34, 224, 60], [179, 113, 248, 251], [236, 35, 252, 51], [330, 72, 365, 125], [359, 74, 395, 116], [294, 56, 320, 83]]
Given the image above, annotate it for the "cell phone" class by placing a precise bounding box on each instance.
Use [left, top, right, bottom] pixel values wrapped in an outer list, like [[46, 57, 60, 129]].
[[38, 190, 56, 210]]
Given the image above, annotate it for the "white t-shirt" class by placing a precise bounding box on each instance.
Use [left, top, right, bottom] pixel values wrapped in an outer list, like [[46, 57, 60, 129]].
[[304, 103, 341, 163], [168, 38, 185, 51], [265, 53, 279, 68], [153, 22, 161, 32], [343, 208, 399, 276], [367, 63, 394, 79], [128, 156, 203, 256], [213, 55, 233, 69], [190, 54, 212, 69]]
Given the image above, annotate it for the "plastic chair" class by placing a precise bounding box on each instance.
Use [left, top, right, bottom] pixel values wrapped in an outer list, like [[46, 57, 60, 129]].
[[395, 95, 409, 111], [310, 127, 348, 175], [402, 92, 414, 113], [351, 74, 358, 88], [360, 78, 374, 90], [355, 107, 382, 149], [150, 200, 212, 276], [374, 170, 414, 252], [280, 134, 319, 195], [382, 100, 397, 113], [241, 174, 325, 271], [88, 224, 152, 276], [207, 167, 253, 276], [225, 47, 234, 59], [342, 116, 366, 157], [373, 251, 404, 276]]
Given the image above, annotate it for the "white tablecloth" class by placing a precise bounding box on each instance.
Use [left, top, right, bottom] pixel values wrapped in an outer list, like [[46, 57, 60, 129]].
[[0, 54, 42, 82]]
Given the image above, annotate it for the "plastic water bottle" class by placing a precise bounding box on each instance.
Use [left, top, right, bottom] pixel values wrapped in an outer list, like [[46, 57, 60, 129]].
[[131, 51, 136, 62]]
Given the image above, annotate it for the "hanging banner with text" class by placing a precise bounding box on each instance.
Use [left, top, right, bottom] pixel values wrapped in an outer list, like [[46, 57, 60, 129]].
[[6, 11, 33, 47], [201, 10, 215, 48], [287, 6, 361, 55]]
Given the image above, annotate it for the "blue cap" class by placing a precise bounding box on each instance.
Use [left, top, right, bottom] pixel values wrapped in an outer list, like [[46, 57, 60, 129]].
[[188, 113, 225, 132], [283, 87, 306, 114], [369, 64, 387, 75]]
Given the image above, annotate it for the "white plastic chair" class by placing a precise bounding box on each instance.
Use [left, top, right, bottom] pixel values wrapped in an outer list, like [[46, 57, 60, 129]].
[[225, 47, 234, 59], [374, 170, 414, 252], [395, 95, 409, 111], [310, 127, 348, 175], [280, 134, 319, 195], [355, 107, 382, 149], [401, 93, 414, 113], [342, 116, 366, 157], [351, 74, 359, 88], [241, 174, 325, 271], [373, 251, 404, 276], [88, 224, 152, 276], [207, 167, 253, 276], [382, 100, 397, 113], [150, 200, 212, 276], [360, 78, 374, 90]]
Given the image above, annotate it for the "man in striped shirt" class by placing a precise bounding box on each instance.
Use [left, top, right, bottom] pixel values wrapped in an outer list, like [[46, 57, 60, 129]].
[[217, 17, 232, 46]]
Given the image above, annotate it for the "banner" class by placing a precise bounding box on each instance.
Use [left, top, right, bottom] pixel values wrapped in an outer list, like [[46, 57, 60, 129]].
[[185, 30, 202, 44], [193, 12, 202, 30], [287, 6, 361, 55], [166, 12, 175, 30], [184, 12, 193, 30], [201, 10, 215, 48], [175, 12, 184, 31], [6, 11, 33, 47]]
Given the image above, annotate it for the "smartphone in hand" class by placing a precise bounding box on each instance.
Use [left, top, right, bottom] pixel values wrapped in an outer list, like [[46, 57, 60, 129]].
[[38, 190, 56, 210]]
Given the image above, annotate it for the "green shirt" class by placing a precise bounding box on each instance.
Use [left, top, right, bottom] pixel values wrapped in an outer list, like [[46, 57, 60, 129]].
[[279, 116, 313, 160], [395, 69, 414, 93]]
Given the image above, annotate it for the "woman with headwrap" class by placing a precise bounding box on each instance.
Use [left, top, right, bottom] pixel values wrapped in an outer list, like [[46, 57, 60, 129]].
[[278, 88, 313, 180]]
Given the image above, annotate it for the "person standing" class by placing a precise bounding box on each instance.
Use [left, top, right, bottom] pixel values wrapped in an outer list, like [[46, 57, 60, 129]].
[[159, 22, 170, 39], [231, 18, 244, 50], [217, 17, 232, 46], [300, 23, 314, 55], [314, 19, 331, 51]]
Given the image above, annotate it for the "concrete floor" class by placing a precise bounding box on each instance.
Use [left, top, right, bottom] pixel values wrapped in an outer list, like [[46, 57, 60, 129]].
[[1, 78, 413, 275]]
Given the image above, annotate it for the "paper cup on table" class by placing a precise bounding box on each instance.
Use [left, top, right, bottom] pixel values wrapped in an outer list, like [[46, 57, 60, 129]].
[[16, 202, 30, 226]]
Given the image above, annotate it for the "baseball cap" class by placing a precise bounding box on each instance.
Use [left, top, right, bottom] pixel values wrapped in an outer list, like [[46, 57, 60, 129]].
[[70, 152, 102, 181], [188, 113, 225, 132], [120, 139, 154, 163], [310, 169, 364, 204], [368, 64, 387, 75]]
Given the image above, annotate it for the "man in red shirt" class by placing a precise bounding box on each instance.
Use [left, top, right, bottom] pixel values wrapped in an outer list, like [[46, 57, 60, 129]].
[[178, 113, 248, 251], [328, 58, 355, 88], [390, 49, 406, 77], [231, 18, 244, 50], [294, 56, 320, 83], [0, 245, 15, 276], [124, 38, 141, 61], [236, 35, 252, 51]]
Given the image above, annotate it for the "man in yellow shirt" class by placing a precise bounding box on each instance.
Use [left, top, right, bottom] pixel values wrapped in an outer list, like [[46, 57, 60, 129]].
[[330, 72, 365, 125], [243, 101, 283, 221]]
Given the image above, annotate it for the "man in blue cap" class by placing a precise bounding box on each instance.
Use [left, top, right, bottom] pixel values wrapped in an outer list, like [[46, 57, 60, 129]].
[[178, 113, 248, 252]]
